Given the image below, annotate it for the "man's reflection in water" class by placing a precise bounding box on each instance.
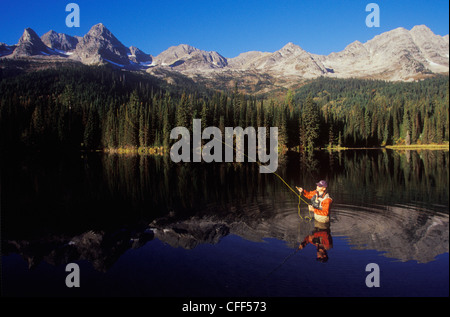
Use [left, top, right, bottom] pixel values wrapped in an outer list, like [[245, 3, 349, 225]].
[[298, 221, 333, 263]]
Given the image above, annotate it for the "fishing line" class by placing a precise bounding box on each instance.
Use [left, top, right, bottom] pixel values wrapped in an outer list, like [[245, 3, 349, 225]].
[[265, 248, 300, 278], [212, 136, 312, 220]]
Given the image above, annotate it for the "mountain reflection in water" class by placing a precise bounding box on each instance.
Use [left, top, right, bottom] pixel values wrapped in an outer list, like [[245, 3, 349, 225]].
[[1, 149, 448, 296]]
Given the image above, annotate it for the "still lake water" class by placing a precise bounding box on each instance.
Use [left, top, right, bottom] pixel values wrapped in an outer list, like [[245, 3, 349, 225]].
[[1, 149, 448, 298]]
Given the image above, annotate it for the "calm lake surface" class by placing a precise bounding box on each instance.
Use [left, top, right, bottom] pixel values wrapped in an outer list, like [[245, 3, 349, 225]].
[[1, 149, 448, 297]]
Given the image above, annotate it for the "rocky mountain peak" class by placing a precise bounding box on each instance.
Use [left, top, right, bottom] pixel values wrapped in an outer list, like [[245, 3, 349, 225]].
[[410, 24, 434, 36], [1, 23, 448, 87], [12, 27, 54, 57], [19, 28, 40, 44], [334, 40, 367, 58], [128, 46, 153, 65], [153, 44, 227, 70], [81, 23, 125, 49], [277, 42, 309, 58], [409, 24, 449, 73], [87, 23, 109, 36], [345, 40, 364, 49], [158, 44, 203, 61], [72, 23, 130, 66], [280, 42, 302, 51], [177, 44, 198, 53], [41, 30, 79, 52]]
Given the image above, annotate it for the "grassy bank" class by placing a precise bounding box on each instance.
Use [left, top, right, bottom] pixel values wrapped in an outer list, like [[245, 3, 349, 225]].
[[99, 143, 448, 156], [385, 143, 449, 150], [319, 143, 449, 151], [104, 146, 168, 155]]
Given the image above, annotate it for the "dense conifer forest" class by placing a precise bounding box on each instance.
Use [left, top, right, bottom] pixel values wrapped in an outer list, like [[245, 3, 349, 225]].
[[0, 63, 448, 152]]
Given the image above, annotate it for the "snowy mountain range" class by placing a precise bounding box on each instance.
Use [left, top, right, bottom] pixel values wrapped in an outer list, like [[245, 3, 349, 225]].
[[1, 23, 448, 91]]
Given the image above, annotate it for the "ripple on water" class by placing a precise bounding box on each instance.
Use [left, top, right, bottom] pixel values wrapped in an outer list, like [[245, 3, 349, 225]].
[[330, 203, 449, 263]]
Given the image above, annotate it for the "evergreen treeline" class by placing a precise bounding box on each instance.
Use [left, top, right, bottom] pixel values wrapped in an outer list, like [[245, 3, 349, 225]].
[[294, 76, 449, 148], [0, 64, 209, 151], [0, 64, 448, 152]]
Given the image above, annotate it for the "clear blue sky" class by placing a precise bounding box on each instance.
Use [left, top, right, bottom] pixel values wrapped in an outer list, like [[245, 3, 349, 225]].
[[1, 0, 448, 58]]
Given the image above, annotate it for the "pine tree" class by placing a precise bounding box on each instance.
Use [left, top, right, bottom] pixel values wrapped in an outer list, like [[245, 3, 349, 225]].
[[276, 106, 288, 151], [364, 108, 371, 145], [124, 90, 140, 147], [103, 106, 117, 149], [84, 107, 99, 149], [201, 100, 208, 130], [285, 89, 295, 117], [30, 104, 45, 144], [402, 108, 411, 145], [138, 104, 150, 148], [175, 92, 191, 128], [301, 96, 320, 152], [162, 106, 171, 149]]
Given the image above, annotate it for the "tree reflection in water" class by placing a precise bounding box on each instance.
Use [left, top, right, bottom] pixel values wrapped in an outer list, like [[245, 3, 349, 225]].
[[1, 149, 448, 271]]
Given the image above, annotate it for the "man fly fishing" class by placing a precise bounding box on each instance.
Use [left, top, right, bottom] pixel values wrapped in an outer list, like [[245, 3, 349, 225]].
[[296, 180, 332, 223]]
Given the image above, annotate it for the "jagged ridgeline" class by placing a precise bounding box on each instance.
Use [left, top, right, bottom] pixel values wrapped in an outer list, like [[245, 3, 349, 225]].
[[0, 63, 448, 151]]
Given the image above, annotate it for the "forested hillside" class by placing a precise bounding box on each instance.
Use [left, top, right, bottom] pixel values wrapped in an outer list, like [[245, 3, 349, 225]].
[[294, 76, 449, 148], [0, 64, 448, 152]]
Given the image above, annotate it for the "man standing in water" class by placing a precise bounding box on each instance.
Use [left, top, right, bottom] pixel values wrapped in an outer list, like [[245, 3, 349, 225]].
[[296, 180, 332, 223]]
